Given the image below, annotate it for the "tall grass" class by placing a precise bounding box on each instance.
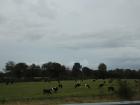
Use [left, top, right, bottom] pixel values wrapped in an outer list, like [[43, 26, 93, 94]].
[[116, 80, 135, 100]]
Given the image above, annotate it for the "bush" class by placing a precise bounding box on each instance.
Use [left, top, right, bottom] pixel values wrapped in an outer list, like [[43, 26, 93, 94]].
[[116, 81, 135, 100], [0, 98, 7, 104]]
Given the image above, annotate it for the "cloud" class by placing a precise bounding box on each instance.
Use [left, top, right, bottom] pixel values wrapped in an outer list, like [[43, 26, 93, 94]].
[[53, 28, 140, 50], [0, 0, 57, 40], [28, 0, 57, 19], [109, 57, 140, 69], [22, 34, 44, 41], [1, 0, 140, 70], [0, 15, 7, 24]]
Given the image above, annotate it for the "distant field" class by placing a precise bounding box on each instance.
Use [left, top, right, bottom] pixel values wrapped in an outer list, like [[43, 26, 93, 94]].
[[0, 79, 140, 105]]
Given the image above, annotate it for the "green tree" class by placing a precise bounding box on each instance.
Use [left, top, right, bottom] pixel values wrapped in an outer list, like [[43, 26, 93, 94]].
[[14, 63, 28, 79], [82, 67, 93, 79], [4, 61, 15, 78], [42, 62, 65, 81], [72, 62, 82, 80], [98, 63, 107, 79], [4, 61, 15, 73], [28, 64, 41, 77]]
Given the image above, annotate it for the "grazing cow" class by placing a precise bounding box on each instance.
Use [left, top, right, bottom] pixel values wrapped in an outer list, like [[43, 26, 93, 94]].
[[52, 87, 58, 93], [10, 80, 14, 84], [57, 80, 61, 84], [58, 84, 63, 88], [6, 81, 9, 85], [108, 86, 114, 92], [85, 84, 91, 88], [74, 83, 81, 88], [99, 83, 104, 88], [135, 80, 138, 83], [93, 79, 96, 82], [109, 79, 114, 83], [5, 79, 14, 85], [135, 84, 138, 87], [44, 79, 48, 82], [43, 89, 52, 95]]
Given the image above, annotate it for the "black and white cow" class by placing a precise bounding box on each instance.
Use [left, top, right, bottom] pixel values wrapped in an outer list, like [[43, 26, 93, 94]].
[[43, 89, 52, 95], [85, 84, 91, 88]]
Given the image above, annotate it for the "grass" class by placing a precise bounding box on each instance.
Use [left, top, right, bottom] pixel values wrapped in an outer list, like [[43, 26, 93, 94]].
[[0, 79, 139, 105]]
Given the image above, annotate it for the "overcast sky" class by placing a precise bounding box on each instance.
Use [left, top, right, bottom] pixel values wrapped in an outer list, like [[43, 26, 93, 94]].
[[0, 0, 140, 70]]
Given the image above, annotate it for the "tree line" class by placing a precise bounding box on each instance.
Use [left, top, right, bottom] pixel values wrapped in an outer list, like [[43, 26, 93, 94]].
[[0, 61, 140, 82]]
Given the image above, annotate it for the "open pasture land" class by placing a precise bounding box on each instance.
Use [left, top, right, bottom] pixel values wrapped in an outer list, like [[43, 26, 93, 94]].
[[0, 79, 140, 104]]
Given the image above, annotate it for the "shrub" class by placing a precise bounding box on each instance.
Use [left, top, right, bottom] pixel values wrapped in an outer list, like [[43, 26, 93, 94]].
[[116, 81, 135, 100]]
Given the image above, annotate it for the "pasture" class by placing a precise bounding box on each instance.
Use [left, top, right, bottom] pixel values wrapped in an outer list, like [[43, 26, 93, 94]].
[[0, 79, 140, 105]]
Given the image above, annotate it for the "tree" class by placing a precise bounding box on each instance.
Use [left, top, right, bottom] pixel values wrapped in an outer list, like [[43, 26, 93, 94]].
[[98, 63, 107, 79], [4, 61, 15, 73], [28, 64, 41, 77], [42, 63, 49, 77], [82, 67, 93, 79], [42, 62, 65, 81], [72, 62, 82, 80], [14, 63, 28, 79], [4, 61, 15, 78]]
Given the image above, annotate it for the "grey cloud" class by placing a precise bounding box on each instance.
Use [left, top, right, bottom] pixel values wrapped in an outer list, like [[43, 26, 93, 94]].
[[22, 34, 44, 41], [28, 0, 57, 19], [0, 15, 7, 24], [1, 0, 140, 70], [55, 28, 140, 50], [109, 57, 140, 69], [13, 0, 25, 4], [0, 0, 57, 41]]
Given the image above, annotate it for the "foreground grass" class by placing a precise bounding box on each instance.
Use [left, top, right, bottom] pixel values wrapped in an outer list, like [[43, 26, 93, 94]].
[[1, 96, 140, 105], [0, 79, 140, 105], [0, 97, 119, 105]]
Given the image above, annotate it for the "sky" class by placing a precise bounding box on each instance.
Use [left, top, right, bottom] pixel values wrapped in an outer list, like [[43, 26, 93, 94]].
[[0, 0, 140, 71]]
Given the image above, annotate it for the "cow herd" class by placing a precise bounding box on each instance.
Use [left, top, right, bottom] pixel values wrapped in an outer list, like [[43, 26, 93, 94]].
[[2, 79, 139, 96], [43, 79, 140, 95], [42, 79, 119, 95]]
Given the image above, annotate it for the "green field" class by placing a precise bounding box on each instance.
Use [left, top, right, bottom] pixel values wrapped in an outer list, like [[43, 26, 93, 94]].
[[0, 79, 140, 105]]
